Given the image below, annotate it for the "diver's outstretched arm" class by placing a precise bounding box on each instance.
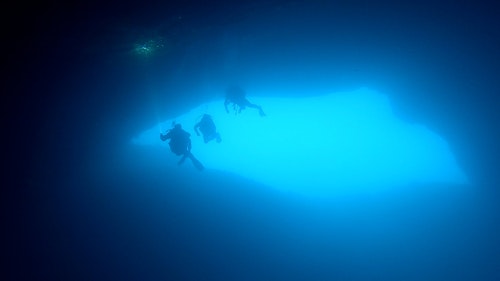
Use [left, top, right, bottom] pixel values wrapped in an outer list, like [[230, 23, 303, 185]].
[[160, 132, 171, 141]]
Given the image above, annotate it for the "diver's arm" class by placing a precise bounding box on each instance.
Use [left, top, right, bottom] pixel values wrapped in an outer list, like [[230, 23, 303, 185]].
[[194, 123, 200, 136], [160, 131, 172, 141]]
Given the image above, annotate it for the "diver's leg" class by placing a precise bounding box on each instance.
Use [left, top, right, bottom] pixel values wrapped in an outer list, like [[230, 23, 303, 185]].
[[257, 107, 266, 116], [178, 154, 188, 165], [247, 104, 265, 116], [245, 100, 266, 116], [187, 153, 204, 171]]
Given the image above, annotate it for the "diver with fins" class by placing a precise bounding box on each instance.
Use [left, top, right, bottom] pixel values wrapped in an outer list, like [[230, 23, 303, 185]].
[[160, 122, 204, 171]]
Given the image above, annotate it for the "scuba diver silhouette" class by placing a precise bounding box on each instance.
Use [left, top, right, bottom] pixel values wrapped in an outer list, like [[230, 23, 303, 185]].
[[194, 114, 222, 144], [160, 123, 204, 171], [224, 86, 266, 117]]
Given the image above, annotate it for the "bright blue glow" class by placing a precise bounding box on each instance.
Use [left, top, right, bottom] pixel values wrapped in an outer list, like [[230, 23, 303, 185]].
[[132, 88, 468, 193]]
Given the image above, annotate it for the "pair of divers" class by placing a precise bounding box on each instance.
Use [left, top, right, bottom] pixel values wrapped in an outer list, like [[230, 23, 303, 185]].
[[160, 114, 221, 171], [160, 86, 265, 170]]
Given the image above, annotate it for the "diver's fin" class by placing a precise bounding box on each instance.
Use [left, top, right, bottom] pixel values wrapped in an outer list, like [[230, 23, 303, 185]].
[[259, 108, 266, 117], [187, 153, 204, 171]]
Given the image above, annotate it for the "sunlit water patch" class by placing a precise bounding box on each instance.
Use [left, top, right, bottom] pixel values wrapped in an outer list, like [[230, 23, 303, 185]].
[[132, 88, 467, 193]]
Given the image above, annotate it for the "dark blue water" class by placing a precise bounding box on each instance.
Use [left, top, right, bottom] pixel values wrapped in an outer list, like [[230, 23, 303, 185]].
[[6, 1, 500, 280]]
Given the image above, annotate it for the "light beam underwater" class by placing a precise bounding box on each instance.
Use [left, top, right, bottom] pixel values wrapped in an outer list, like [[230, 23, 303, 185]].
[[132, 88, 468, 193]]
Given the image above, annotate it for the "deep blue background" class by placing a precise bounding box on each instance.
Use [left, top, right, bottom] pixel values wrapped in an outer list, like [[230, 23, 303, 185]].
[[5, 1, 500, 280]]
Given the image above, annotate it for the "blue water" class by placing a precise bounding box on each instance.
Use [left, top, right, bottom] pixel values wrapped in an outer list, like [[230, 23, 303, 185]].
[[132, 88, 467, 194], [7, 1, 500, 280]]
